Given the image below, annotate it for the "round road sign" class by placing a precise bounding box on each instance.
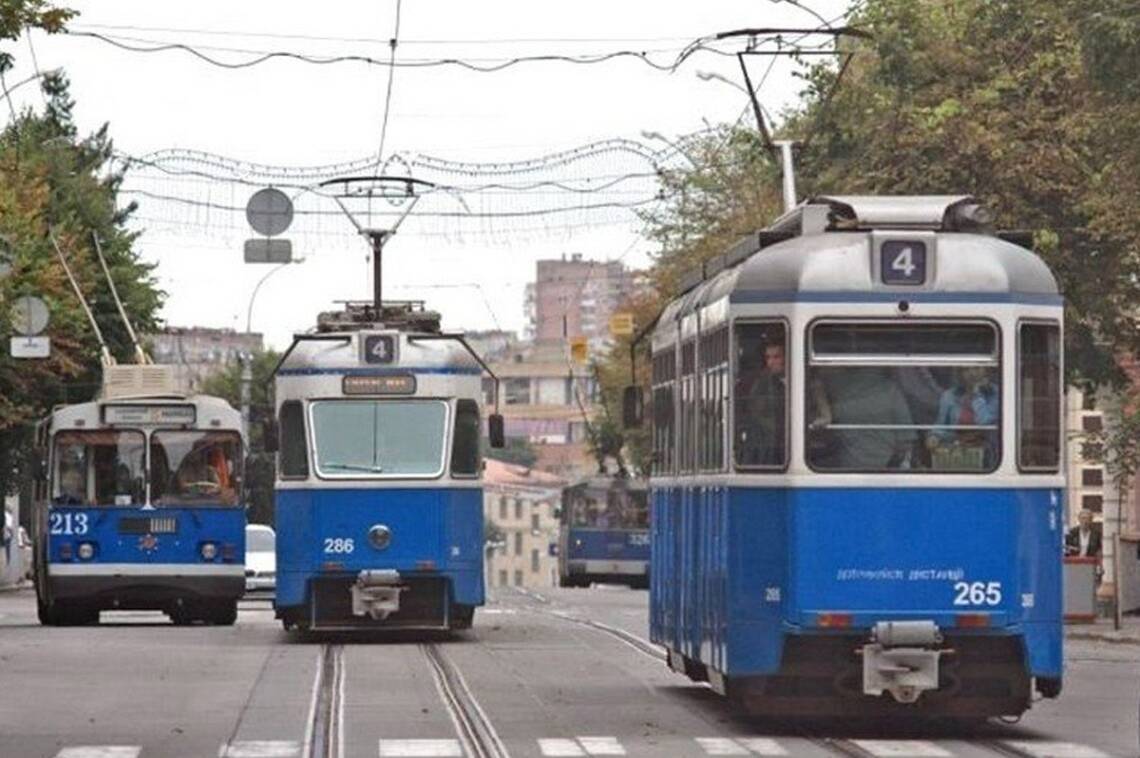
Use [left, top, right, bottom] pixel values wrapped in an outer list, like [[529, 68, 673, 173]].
[[246, 187, 294, 237], [11, 295, 49, 336]]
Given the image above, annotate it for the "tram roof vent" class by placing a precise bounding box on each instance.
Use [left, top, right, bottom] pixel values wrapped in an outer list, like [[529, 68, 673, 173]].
[[101, 364, 178, 399], [315, 300, 442, 334], [767, 195, 992, 236]]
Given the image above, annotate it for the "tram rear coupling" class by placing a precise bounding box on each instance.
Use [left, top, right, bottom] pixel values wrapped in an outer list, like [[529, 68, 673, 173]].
[[861, 620, 945, 704], [351, 569, 405, 620]]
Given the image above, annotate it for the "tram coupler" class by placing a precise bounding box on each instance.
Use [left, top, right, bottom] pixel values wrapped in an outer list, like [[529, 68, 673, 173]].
[[861, 620, 944, 704], [351, 569, 405, 620]]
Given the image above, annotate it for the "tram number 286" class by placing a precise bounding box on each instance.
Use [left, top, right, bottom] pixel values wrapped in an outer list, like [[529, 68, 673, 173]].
[[953, 581, 1002, 606], [323, 537, 355, 554]]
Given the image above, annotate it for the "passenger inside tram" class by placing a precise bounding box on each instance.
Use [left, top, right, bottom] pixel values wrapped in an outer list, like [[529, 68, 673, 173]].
[[734, 328, 787, 467]]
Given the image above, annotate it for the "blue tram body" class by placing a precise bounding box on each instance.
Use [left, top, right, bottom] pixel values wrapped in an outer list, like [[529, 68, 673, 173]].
[[644, 196, 1065, 718], [33, 388, 247, 626], [272, 304, 489, 632], [559, 477, 650, 588]]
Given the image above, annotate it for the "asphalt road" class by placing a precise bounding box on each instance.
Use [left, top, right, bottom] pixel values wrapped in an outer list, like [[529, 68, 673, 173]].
[[0, 585, 1135, 758]]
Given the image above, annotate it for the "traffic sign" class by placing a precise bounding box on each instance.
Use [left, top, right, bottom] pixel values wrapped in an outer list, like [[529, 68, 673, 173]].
[[10, 295, 49, 335], [10, 336, 49, 358], [246, 187, 294, 237], [570, 336, 588, 364], [609, 312, 634, 336], [243, 238, 293, 264]]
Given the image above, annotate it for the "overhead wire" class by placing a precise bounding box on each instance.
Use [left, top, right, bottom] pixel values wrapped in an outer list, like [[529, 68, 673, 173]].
[[374, 0, 402, 171]]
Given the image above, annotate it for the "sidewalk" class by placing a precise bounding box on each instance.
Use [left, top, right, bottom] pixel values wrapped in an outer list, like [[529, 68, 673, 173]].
[[1066, 615, 1140, 644]]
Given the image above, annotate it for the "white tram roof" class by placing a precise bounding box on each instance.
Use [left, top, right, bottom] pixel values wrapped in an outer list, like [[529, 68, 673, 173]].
[[49, 393, 242, 432], [652, 195, 1060, 347], [277, 330, 480, 373]]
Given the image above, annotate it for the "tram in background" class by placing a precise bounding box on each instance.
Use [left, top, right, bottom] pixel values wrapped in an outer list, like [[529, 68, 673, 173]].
[[558, 476, 649, 588], [628, 196, 1065, 718], [32, 366, 247, 626], [269, 301, 503, 632]]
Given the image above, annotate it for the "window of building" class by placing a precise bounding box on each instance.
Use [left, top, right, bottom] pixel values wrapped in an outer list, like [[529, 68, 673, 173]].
[[1082, 494, 1104, 513], [514, 499, 523, 521], [279, 400, 309, 479], [498, 569, 508, 587], [734, 321, 789, 470], [499, 495, 507, 520], [651, 347, 676, 476], [514, 570, 523, 586], [805, 321, 1000, 473], [1081, 414, 1104, 433], [1082, 467, 1104, 487], [531, 513, 540, 532], [1018, 322, 1061, 471], [531, 548, 540, 573], [449, 399, 481, 477], [504, 378, 531, 405], [514, 531, 523, 555]]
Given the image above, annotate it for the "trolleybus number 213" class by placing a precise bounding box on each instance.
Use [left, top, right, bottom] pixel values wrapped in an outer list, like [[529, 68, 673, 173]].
[[49, 513, 89, 535]]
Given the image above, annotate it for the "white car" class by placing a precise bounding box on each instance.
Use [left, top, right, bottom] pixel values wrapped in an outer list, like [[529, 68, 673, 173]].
[[245, 524, 276, 595]]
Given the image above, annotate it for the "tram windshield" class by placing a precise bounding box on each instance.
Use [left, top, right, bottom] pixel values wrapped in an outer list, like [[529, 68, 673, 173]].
[[311, 400, 447, 477], [566, 487, 649, 530], [150, 431, 242, 506], [52, 430, 146, 506], [806, 322, 1000, 473]]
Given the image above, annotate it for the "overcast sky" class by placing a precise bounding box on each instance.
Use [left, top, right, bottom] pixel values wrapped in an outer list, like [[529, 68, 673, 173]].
[[4, 0, 850, 349]]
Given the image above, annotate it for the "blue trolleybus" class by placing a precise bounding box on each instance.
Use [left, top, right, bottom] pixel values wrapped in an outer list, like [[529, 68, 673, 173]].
[[33, 368, 247, 626], [558, 476, 650, 588], [631, 196, 1065, 718], [270, 302, 502, 632]]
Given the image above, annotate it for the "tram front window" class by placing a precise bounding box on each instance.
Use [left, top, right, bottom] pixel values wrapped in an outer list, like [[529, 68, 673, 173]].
[[807, 322, 1000, 473], [150, 431, 242, 505], [311, 400, 447, 477], [52, 430, 145, 506], [569, 491, 649, 529]]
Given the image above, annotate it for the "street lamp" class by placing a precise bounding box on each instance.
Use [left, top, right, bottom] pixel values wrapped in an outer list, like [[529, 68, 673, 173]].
[[245, 256, 305, 334]]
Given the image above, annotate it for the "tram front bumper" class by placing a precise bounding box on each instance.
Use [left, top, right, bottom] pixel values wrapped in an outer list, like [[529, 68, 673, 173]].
[[351, 569, 405, 620], [861, 620, 945, 704], [48, 563, 245, 604]]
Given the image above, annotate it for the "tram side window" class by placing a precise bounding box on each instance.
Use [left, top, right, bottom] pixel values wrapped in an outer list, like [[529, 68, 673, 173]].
[[52, 430, 145, 506], [450, 399, 481, 477], [806, 322, 1000, 473], [150, 431, 242, 506], [699, 327, 729, 472], [651, 348, 675, 476], [279, 400, 309, 479], [680, 341, 697, 473], [733, 322, 788, 469], [1018, 322, 1061, 471]]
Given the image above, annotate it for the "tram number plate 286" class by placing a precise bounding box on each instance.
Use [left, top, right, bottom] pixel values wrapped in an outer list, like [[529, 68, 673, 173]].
[[880, 240, 927, 285]]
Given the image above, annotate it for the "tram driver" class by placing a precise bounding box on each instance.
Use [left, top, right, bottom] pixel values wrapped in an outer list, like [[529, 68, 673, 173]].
[[174, 445, 236, 503], [737, 341, 787, 467]]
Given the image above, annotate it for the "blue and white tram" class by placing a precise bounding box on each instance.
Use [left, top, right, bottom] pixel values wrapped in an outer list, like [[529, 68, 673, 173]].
[[634, 196, 1065, 718], [33, 381, 247, 626], [270, 303, 502, 632], [558, 476, 650, 588]]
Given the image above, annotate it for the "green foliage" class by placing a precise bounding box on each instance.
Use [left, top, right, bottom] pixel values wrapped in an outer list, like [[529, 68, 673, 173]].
[[485, 436, 538, 468], [0, 74, 163, 497], [0, 0, 75, 72]]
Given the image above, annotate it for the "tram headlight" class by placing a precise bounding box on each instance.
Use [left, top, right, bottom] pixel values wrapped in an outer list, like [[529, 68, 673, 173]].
[[200, 542, 218, 561], [369, 524, 392, 550], [76, 542, 95, 561]]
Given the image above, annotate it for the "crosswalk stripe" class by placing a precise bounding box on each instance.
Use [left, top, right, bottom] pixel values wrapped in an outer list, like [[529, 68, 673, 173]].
[[55, 749, 141, 758], [1001, 743, 1110, 758], [378, 739, 463, 757], [696, 738, 750, 755], [219, 740, 302, 757], [851, 741, 952, 757], [577, 736, 626, 755], [538, 739, 587, 757], [737, 738, 790, 756]]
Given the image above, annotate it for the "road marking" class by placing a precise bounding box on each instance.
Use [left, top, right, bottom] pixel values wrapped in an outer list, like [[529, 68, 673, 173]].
[[695, 738, 789, 756], [851, 742, 952, 757], [378, 739, 463, 757], [56, 749, 141, 758], [219, 741, 302, 757], [1002, 743, 1110, 758], [577, 736, 626, 755], [539, 739, 586, 757]]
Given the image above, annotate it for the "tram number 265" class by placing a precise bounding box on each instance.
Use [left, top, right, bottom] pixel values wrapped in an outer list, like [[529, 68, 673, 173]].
[[953, 581, 1002, 606], [49, 512, 89, 535], [323, 537, 355, 554]]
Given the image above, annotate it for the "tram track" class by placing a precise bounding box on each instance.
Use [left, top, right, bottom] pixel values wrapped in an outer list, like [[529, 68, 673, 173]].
[[422, 642, 510, 758], [303, 643, 345, 758], [511, 587, 667, 663]]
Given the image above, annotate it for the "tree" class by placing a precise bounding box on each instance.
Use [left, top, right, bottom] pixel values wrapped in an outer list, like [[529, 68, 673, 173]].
[[0, 72, 163, 499]]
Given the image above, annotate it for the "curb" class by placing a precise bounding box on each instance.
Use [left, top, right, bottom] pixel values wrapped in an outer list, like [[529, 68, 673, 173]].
[[1066, 630, 1140, 645]]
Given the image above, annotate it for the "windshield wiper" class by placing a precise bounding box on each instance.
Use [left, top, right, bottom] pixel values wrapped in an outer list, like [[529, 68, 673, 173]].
[[323, 462, 385, 473]]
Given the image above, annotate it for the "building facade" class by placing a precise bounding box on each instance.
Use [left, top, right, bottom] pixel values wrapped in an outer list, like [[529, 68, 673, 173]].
[[524, 254, 639, 349], [147, 327, 263, 394], [483, 459, 564, 589]]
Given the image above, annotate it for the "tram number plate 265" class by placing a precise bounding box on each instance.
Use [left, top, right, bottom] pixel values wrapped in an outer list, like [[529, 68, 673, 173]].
[[880, 240, 927, 285], [953, 581, 1002, 606]]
